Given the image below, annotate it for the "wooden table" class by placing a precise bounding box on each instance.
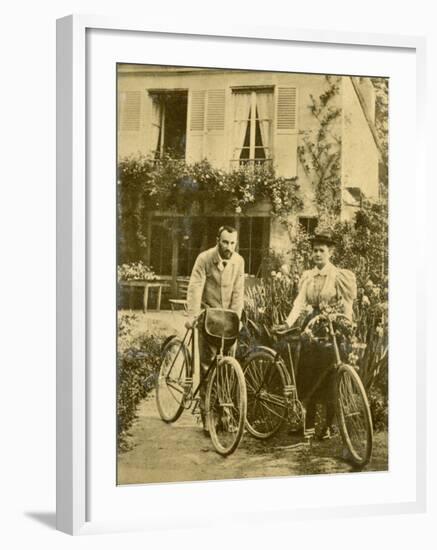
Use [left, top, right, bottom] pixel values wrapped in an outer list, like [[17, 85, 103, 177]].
[[119, 280, 170, 312]]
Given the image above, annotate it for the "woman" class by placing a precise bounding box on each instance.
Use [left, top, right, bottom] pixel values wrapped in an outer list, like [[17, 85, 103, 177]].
[[277, 230, 357, 439]]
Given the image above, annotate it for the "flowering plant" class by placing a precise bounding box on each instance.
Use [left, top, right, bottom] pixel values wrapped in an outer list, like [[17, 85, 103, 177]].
[[299, 300, 360, 364], [244, 265, 298, 330], [118, 154, 302, 217], [118, 154, 303, 265], [244, 200, 388, 381], [117, 261, 157, 281]]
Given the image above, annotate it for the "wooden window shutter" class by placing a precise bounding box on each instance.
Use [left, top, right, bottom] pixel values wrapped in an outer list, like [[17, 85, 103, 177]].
[[275, 87, 298, 178], [186, 90, 206, 163], [120, 91, 141, 131], [190, 90, 206, 131], [277, 87, 297, 131], [187, 89, 226, 167], [206, 89, 225, 131]]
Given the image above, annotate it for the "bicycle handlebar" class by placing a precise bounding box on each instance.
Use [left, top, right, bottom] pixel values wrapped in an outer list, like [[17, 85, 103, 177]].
[[304, 312, 352, 332], [185, 310, 205, 330], [272, 325, 301, 337]]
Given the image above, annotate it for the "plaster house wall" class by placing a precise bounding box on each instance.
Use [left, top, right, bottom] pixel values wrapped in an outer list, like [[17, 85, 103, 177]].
[[117, 67, 378, 276], [341, 76, 379, 222], [118, 67, 330, 180]]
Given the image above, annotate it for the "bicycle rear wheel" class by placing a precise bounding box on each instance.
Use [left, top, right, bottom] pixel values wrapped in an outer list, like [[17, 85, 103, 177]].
[[156, 337, 190, 423], [335, 364, 373, 467], [206, 356, 247, 456], [243, 350, 289, 439]]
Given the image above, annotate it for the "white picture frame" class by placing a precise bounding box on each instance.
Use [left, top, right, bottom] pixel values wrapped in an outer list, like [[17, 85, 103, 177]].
[[56, 14, 427, 535]]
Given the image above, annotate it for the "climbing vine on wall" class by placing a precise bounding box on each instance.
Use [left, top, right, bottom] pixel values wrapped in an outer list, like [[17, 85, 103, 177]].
[[297, 75, 342, 227], [117, 155, 302, 263]]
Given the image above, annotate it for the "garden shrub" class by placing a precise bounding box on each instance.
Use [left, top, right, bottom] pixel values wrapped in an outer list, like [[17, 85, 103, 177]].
[[117, 314, 164, 452], [243, 200, 389, 430], [368, 388, 389, 432]]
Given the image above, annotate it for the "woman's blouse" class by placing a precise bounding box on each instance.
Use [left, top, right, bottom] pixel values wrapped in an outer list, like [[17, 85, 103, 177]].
[[285, 262, 357, 327]]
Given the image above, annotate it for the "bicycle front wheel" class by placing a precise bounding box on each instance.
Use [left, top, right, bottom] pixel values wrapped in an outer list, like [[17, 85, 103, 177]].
[[243, 350, 289, 439], [335, 364, 373, 468], [156, 338, 190, 423], [206, 356, 247, 456]]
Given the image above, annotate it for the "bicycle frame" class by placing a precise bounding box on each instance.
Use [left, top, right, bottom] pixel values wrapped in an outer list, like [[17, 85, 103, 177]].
[[281, 314, 345, 403], [242, 312, 373, 463], [157, 312, 247, 456], [164, 322, 233, 414], [245, 313, 351, 433]]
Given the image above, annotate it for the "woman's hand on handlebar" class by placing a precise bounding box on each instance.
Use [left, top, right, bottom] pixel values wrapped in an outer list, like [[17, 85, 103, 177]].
[[272, 322, 290, 333]]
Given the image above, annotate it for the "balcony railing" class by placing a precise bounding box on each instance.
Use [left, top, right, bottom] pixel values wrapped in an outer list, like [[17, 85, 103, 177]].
[[229, 158, 273, 170]]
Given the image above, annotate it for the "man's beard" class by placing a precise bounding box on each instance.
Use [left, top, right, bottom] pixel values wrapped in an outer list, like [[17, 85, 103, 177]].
[[218, 246, 232, 259]]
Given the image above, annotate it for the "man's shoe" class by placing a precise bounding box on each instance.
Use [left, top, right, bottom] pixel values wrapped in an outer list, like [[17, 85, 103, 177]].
[[200, 411, 210, 435]]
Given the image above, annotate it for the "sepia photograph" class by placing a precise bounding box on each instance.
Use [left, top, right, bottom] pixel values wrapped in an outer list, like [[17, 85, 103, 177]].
[[116, 64, 389, 485]]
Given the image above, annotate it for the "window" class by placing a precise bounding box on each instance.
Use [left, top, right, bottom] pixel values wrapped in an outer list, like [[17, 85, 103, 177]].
[[177, 217, 235, 277], [148, 215, 270, 277], [232, 89, 273, 167], [299, 217, 318, 235], [238, 217, 270, 276], [149, 218, 173, 275], [150, 91, 188, 159]]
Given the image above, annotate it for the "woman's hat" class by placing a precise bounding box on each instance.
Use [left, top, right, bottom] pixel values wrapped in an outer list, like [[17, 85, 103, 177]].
[[311, 230, 336, 247]]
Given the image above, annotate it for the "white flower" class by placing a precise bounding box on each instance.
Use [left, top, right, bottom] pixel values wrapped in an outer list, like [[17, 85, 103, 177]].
[[235, 206, 242, 214], [362, 295, 370, 306], [271, 270, 277, 277], [280, 264, 290, 275]]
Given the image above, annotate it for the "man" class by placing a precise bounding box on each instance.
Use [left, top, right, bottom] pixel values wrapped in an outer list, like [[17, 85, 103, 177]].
[[185, 225, 245, 431]]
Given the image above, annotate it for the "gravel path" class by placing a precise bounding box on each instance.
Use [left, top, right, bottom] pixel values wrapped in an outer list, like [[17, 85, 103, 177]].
[[117, 392, 388, 485]]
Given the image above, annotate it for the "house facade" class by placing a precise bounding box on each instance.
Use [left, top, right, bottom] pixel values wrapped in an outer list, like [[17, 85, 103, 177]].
[[117, 65, 380, 285]]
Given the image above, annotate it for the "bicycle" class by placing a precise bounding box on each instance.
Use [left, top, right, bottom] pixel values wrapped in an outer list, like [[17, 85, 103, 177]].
[[155, 308, 247, 456], [241, 312, 373, 468]]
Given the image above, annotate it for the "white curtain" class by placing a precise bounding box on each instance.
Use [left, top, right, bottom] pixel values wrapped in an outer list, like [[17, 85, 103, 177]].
[[150, 95, 162, 155], [233, 92, 251, 160], [256, 92, 273, 155]]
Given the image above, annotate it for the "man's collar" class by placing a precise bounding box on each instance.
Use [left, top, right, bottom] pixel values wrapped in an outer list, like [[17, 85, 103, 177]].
[[213, 246, 236, 265]]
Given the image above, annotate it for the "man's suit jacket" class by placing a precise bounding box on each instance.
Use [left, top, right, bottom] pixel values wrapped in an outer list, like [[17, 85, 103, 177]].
[[186, 246, 245, 319]]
